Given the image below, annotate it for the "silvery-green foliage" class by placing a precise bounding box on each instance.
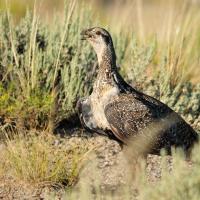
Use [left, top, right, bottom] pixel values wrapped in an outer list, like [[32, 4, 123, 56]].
[[0, 2, 199, 131], [0, 3, 96, 128]]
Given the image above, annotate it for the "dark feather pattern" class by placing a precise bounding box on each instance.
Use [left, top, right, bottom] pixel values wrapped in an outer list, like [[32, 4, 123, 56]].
[[104, 93, 198, 155]]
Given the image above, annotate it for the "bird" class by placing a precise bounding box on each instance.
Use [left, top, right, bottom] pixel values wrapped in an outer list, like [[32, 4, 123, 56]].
[[77, 27, 199, 158]]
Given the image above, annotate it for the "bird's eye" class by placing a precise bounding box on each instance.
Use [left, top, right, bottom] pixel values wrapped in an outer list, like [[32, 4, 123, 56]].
[[96, 31, 101, 35]]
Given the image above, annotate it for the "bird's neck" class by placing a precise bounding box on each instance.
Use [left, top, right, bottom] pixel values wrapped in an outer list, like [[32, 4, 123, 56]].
[[93, 46, 118, 92], [97, 46, 117, 78]]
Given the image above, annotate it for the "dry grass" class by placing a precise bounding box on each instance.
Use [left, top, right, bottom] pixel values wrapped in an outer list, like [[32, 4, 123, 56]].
[[90, 0, 200, 83], [0, 131, 91, 187]]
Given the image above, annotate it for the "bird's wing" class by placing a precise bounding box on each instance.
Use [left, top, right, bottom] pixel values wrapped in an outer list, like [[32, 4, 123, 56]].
[[104, 94, 170, 144]]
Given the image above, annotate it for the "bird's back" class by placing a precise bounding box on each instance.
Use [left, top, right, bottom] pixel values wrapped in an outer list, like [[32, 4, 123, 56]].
[[104, 84, 199, 156]]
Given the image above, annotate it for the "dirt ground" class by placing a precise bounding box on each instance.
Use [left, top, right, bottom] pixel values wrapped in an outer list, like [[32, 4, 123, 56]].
[[0, 129, 177, 200]]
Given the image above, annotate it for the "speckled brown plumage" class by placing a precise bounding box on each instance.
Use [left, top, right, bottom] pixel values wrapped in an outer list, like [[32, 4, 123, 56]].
[[77, 27, 199, 157]]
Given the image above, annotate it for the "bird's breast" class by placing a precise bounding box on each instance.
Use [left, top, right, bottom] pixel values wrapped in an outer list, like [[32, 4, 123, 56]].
[[90, 85, 119, 130]]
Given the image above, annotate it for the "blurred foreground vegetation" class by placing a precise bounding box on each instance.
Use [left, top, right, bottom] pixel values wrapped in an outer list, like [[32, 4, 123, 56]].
[[0, 0, 200, 199]]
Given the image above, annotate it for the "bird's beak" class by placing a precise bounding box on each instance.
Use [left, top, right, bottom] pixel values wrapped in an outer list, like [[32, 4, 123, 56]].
[[80, 29, 91, 40]]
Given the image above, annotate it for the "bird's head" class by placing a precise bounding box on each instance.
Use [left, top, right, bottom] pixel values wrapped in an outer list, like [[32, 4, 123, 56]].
[[81, 27, 115, 64]]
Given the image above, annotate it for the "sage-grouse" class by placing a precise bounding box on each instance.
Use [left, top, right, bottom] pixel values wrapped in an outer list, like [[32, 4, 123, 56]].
[[77, 27, 198, 157]]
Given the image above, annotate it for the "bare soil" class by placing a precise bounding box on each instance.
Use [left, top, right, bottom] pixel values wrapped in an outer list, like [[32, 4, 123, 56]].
[[0, 130, 177, 200]]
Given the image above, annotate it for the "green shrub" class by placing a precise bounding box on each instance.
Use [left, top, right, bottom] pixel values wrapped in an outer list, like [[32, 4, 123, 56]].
[[0, 1, 96, 130], [0, 0, 199, 133]]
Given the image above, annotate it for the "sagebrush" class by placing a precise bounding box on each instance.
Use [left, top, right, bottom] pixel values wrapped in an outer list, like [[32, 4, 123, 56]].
[[0, 0, 200, 132], [0, 0, 199, 199]]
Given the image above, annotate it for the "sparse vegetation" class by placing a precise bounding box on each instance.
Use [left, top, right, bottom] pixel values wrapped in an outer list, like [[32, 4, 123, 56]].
[[42, 146, 200, 200], [0, 0, 200, 199], [0, 131, 91, 186], [140, 147, 200, 200]]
